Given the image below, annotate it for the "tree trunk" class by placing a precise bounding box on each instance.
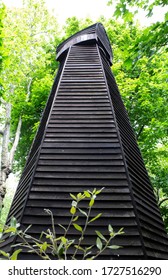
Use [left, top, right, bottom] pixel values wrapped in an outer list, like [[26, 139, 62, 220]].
[[9, 116, 22, 170], [0, 80, 31, 207], [0, 102, 11, 207], [0, 105, 22, 208]]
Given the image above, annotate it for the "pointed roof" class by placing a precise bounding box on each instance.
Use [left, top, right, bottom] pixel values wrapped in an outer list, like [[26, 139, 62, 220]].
[[56, 22, 113, 65]]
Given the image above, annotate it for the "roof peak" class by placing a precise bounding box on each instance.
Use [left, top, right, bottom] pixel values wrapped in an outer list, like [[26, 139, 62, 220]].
[[56, 22, 113, 65]]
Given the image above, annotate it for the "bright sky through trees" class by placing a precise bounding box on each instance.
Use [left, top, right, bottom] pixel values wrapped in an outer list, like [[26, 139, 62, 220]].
[[3, 0, 166, 26]]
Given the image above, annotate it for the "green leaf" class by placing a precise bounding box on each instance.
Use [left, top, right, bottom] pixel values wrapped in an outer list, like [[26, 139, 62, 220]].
[[77, 193, 82, 199], [86, 256, 95, 260], [74, 245, 85, 251], [84, 191, 91, 198], [67, 239, 75, 249], [96, 237, 103, 250], [95, 187, 104, 195], [110, 232, 116, 237], [165, 12, 168, 21], [24, 235, 32, 239], [16, 223, 20, 229], [54, 237, 62, 242], [4, 227, 17, 234], [108, 224, 113, 233], [39, 231, 45, 240], [84, 251, 92, 258], [70, 193, 76, 200], [45, 234, 52, 239], [89, 198, 95, 207], [10, 217, 17, 228], [88, 213, 102, 224], [0, 226, 4, 234], [70, 206, 76, 215], [123, 57, 133, 70], [107, 245, 121, 250], [57, 242, 64, 255], [95, 230, 107, 242], [92, 188, 97, 194], [107, 0, 112, 6], [0, 250, 10, 258], [41, 242, 48, 252], [72, 216, 79, 222], [73, 223, 83, 232], [78, 208, 87, 217], [61, 237, 67, 244], [85, 245, 94, 251], [118, 227, 124, 234], [10, 249, 22, 260]]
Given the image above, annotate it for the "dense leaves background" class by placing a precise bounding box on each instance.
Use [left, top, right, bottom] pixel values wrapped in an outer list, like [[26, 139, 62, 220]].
[[0, 0, 167, 230]]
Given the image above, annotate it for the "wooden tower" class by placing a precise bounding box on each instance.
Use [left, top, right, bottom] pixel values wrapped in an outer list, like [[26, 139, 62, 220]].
[[1, 23, 168, 259]]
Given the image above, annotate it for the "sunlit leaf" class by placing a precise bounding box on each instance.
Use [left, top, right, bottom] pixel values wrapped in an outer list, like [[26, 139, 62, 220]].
[[88, 213, 102, 224], [96, 237, 102, 250], [41, 242, 48, 252], [95, 230, 107, 242], [0, 250, 9, 258], [108, 224, 113, 233], [84, 191, 91, 198], [107, 245, 121, 250], [74, 245, 85, 251], [73, 223, 83, 232], [78, 208, 87, 217], [70, 193, 76, 200], [72, 216, 79, 222], [61, 237, 67, 244], [89, 198, 95, 207], [70, 206, 76, 215], [10, 249, 22, 260], [95, 187, 104, 195]]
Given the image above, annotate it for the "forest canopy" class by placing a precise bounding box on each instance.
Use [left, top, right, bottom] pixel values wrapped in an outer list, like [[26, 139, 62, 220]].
[[0, 0, 167, 230]]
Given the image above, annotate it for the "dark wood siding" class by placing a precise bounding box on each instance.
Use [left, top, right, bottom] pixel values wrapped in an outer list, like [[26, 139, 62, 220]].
[[99, 48, 168, 259]]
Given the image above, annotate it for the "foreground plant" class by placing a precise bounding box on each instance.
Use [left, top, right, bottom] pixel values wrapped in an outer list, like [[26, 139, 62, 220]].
[[0, 188, 124, 260]]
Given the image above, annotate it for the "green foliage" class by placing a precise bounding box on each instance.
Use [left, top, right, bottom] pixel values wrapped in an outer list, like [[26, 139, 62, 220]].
[[62, 16, 94, 40], [107, 0, 168, 18], [0, 1, 5, 95], [0, 188, 124, 260], [1, 0, 60, 169], [0, 185, 15, 226]]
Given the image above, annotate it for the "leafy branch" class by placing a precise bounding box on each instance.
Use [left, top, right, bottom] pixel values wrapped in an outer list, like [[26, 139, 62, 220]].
[[0, 188, 124, 260]]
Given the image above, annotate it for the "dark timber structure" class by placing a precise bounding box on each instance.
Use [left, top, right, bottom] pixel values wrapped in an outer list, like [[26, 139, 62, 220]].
[[1, 23, 168, 259]]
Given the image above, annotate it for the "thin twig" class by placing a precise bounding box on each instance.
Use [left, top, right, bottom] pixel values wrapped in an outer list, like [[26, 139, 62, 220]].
[[72, 206, 92, 259]]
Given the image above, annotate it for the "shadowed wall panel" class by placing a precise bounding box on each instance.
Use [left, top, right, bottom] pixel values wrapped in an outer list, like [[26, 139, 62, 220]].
[[1, 23, 168, 259]]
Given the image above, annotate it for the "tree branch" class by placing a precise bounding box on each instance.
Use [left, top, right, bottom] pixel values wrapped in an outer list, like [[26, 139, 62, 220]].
[[159, 198, 168, 207], [0, 97, 7, 106], [9, 117, 22, 169], [136, 124, 145, 140], [26, 77, 33, 101], [154, 188, 160, 204]]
